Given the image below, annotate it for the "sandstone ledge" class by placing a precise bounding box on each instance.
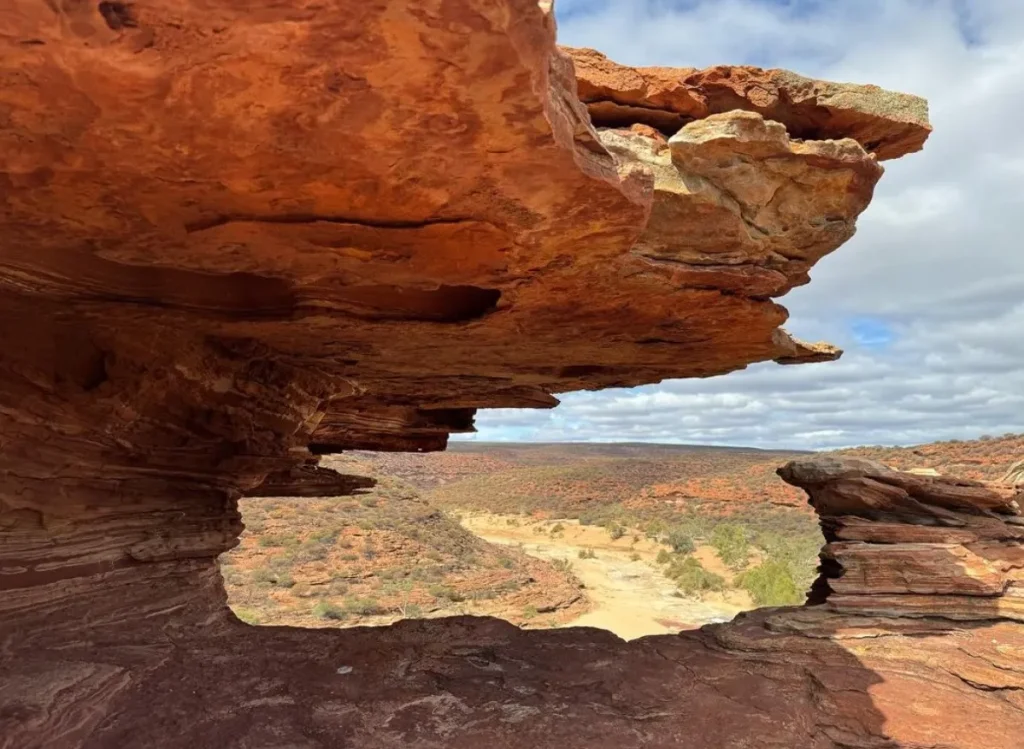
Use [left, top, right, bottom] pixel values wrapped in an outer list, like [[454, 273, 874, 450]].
[[568, 47, 932, 160], [3, 611, 1022, 749]]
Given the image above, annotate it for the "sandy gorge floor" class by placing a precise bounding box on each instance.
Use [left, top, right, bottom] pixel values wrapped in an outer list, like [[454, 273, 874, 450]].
[[461, 513, 752, 640]]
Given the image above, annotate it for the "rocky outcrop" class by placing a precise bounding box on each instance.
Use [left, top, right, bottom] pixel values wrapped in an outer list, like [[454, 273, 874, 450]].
[[245, 462, 376, 498], [780, 457, 1024, 621], [1003, 459, 1024, 487], [568, 48, 932, 160], [598, 111, 883, 299], [5, 2, 1017, 748]]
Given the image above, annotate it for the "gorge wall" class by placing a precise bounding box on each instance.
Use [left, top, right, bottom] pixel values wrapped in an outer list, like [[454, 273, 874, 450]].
[[2, 1, 1020, 747]]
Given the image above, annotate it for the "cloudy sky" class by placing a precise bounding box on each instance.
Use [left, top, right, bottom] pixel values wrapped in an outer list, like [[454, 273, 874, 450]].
[[462, 0, 1024, 450]]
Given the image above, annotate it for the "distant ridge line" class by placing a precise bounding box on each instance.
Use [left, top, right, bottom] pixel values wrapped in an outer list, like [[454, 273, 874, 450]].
[[447, 441, 814, 454]]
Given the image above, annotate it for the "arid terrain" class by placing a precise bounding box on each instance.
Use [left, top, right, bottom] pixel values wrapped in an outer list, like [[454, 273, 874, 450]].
[[837, 433, 1024, 482], [224, 435, 1024, 636], [223, 458, 588, 630], [223, 436, 1024, 637]]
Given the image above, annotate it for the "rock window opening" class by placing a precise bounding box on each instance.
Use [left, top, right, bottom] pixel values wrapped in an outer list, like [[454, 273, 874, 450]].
[[220, 444, 825, 637]]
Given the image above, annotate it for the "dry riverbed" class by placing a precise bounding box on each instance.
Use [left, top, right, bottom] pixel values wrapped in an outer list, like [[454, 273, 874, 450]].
[[460, 513, 752, 640]]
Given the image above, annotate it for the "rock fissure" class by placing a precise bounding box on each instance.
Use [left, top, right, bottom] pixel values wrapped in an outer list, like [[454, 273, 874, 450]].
[[184, 214, 484, 235]]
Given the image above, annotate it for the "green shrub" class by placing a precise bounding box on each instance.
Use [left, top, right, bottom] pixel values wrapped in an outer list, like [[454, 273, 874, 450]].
[[250, 567, 295, 588], [754, 531, 821, 593], [267, 552, 295, 569], [736, 560, 803, 606], [666, 528, 696, 555], [656, 549, 672, 564], [313, 600, 347, 620], [664, 557, 725, 596], [258, 533, 299, 548], [550, 522, 565, 535], [429, 585, 466, 602], [630, 552, 641, 562], [643, 519, 667, 540], [498, 557, 515, 569], [244, 518, 266, 533], [294, 541, 330, 563], [360, 496, 379, 508], [220, 568, 243, 586], [552, 558, 574, 573], [710, 524, 750, 569], [608, 524, 626, 541], [311, 528, 340, 544], [578, 548, 597, 560], [522, 605, 538, 619], [233, 607, 263, 625], [345, 597, 385, 616], [403, 603, 424, 618]]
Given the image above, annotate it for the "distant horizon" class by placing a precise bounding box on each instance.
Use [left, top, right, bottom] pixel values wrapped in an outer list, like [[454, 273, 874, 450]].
[[449, 432, 1021, 452], [447, 437, 810, 452]]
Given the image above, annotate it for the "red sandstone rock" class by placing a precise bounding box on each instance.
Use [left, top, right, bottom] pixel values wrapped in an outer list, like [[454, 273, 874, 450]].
[[568, 47, 933, 161], [3, 3, 1017, 749], [780, 456, 1024, 619], [245, 463, 376, 498]]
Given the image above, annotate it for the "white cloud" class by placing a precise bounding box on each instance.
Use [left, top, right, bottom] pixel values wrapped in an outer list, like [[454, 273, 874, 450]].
[[463, 0, 1024, 450]]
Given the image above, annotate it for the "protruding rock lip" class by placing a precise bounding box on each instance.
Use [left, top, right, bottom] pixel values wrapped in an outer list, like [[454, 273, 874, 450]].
[[772, 330, 843, 365], [778, 455, 1022, 516], [565, 47, 932, 161], [244, 464, 376, 498], [773, 340, 843, 365]]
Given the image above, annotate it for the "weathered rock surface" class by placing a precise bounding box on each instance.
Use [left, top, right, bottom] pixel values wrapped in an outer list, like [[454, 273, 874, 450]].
[[569, 47, 932, 160], [779, 457, 1024, 620], [4, 2, 1016, 748], [245, 462, 376, 498], [4, 610, 1024, 749], [599, 110, 883, 298]]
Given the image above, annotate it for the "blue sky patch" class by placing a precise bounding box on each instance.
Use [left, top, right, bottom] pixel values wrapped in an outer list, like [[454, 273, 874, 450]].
[[849, 317, 897, 350]]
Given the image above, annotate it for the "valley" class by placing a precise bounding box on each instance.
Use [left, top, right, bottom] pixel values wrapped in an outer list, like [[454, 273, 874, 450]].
[[222, 435, 1023, 638], [462, 513, 750, 639]]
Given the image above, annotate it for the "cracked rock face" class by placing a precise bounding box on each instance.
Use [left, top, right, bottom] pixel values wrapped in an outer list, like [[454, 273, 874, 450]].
[[4, 2, 1018, 749]]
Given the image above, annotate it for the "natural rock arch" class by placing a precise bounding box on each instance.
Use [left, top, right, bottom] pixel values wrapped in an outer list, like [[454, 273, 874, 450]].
[[1, 1, 1021, 747]]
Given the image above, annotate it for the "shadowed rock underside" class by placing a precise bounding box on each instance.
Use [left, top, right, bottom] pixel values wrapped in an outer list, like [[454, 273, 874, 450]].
[[3, 2, 1020, 748]]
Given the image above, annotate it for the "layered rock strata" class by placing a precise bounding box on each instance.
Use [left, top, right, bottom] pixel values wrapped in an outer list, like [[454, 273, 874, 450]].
[[3, 1, 1016, 748], [568, 47, 932, 161], [780, 457, 1024, 621]]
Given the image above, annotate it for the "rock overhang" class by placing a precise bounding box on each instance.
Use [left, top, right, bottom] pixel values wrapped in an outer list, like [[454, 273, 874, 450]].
[[0, 1, 930, 463]]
